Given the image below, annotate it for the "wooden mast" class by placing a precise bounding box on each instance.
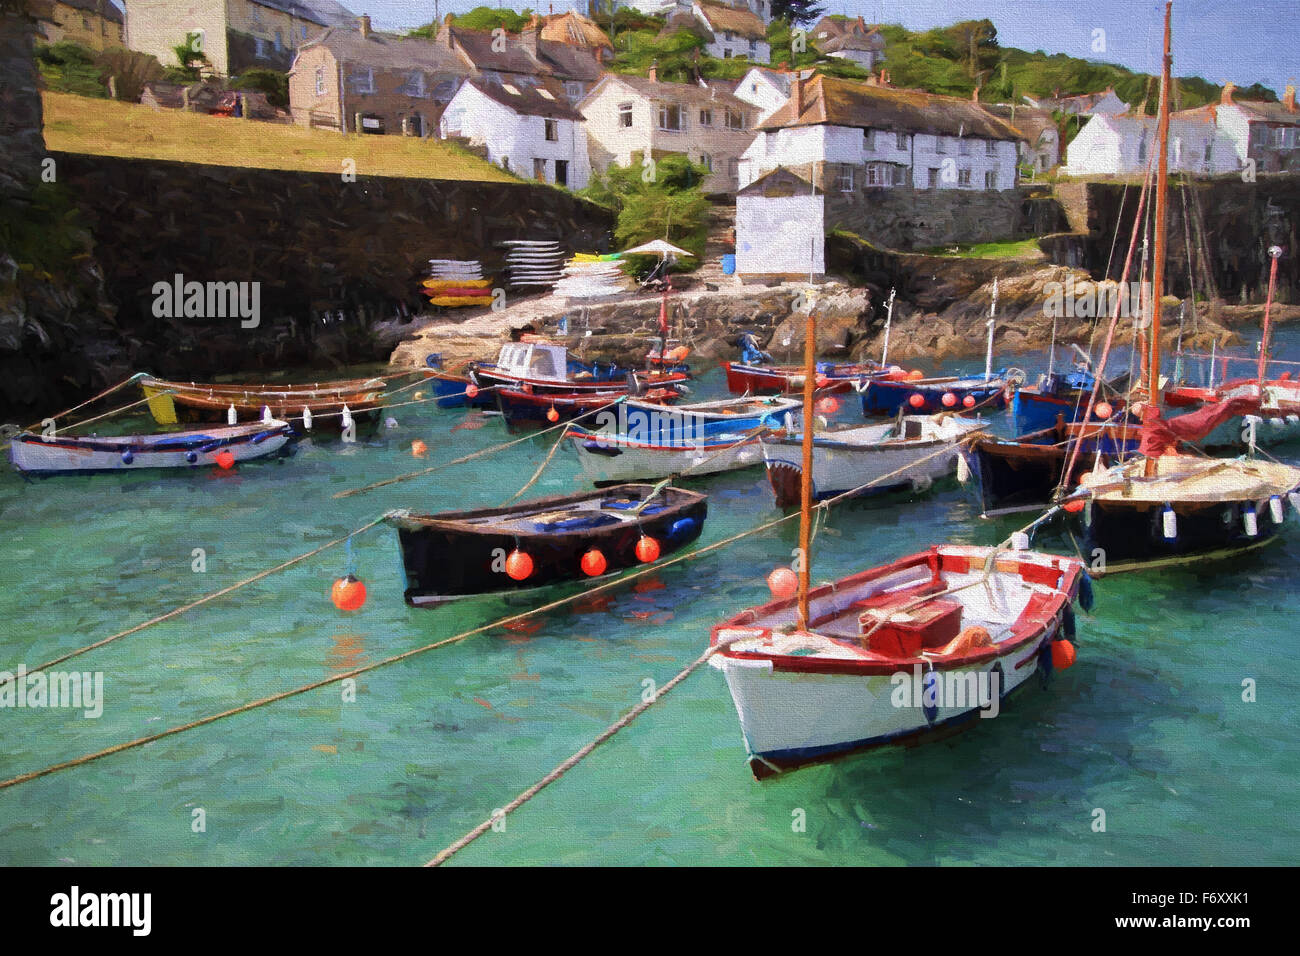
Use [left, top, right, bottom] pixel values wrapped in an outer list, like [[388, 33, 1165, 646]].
[[1144, 0, 1173, 476], [1258, 245, 1281, 387], [797, 302, 816, 630]]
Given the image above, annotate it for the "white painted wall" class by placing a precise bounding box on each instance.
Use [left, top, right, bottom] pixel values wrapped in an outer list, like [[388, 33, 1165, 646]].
[[1063, 113, 1241, 177], [441, 84, 591, 189], [733, 69, 788, 122], [736, 193, 824, 276]]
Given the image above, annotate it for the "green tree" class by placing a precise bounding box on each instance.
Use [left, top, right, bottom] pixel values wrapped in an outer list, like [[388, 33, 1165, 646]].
[[582, 154, 710, 275], [231, 68, 289, 109], [771, 0, 825, 26]]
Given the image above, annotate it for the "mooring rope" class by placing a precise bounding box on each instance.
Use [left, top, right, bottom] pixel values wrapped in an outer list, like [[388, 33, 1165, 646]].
[[333, 395, 626, 499], [0, 437, 969, 795], [23, 372, 148, 431], [0, 515, 389, 689]]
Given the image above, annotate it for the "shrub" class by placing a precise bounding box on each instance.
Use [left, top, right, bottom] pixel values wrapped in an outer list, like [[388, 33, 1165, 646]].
[[231, 68, 289, 109]]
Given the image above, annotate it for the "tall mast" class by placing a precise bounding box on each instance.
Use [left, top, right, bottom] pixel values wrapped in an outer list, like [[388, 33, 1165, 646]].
[[1258, 245, 1282, 387], [1146, 1, 1173, 406], [797, 304, 816, 630]]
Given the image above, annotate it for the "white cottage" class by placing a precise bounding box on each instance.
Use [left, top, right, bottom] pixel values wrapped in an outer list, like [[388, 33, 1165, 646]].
[[440, 77, 591, 188], [1062, 98, 1248, 178], [738, 74, 1023, 192], [734, 66, 814, 122]]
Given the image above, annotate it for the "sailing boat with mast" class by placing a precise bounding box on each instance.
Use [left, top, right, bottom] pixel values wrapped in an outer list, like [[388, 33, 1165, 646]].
[[1067, 0, 1300, 573], [709, 257, 1088, 778]]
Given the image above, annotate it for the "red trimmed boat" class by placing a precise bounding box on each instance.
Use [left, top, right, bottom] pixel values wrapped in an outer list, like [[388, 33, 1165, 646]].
[[710, 545, 1088, 778]]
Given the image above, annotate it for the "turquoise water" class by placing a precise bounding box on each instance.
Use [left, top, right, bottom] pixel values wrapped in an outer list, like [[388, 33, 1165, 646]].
[[1, 341, 1297, 866]]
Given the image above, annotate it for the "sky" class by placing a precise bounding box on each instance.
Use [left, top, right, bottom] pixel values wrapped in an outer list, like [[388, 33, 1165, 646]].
[[357, 0, 1295, 95]]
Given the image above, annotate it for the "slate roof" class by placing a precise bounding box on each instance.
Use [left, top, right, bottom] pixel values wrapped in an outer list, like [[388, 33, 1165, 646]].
[[464, 76, 585, 121]]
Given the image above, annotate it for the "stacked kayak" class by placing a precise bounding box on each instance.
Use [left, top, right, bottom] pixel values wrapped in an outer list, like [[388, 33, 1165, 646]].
[[423, 259, 492, 308]]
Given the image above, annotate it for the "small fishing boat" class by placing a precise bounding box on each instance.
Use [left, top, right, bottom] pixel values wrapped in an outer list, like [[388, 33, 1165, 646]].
[[386, 484, 708, 607], [710, 544, 1087, 778], [9, 420, 293, 475], [470, 341, 686, 396], [140, 375, 385, 430], [859, 373, 1011, 416], [963, 420, 1140, 518], [1162, 377, 1300, 450], [761, 414, 985, 508], [724, 359, 891, 396], [1012, 363, 1129, 433], [566, 395, 802, 484], [493, 385, 683, 432]]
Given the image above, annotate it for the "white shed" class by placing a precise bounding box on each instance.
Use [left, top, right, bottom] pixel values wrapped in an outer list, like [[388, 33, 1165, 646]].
[[735, 167, 824, 280]]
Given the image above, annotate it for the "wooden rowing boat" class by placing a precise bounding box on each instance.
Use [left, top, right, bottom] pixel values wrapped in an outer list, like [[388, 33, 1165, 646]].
[[710, 545, 1087, 778], [386, 484, 708, 607], [9, 420, 293, 474], [140, 375, 385, 430]]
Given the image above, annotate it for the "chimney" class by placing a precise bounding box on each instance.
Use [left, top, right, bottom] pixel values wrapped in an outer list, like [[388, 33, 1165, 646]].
[[791, 74, 802, 115], [878, 68, 890, 87], [358, 14, 371, 38], [648, 60, 658, 83], [1221, 81, 1236, 105], [972, 84, 980, 103], [1285, 80, 1297, 113]]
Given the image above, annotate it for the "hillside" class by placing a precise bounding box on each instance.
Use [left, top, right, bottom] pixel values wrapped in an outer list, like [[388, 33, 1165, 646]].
[[40, 92, 515, 182]]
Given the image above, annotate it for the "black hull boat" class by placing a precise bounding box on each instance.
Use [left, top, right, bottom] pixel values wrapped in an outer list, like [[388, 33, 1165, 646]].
[[386, 484, 708, 607]]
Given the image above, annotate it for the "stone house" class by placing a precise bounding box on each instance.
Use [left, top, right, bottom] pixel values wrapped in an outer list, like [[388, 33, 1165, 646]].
[[433, 14, 604, 104], [38, 0, 124, 51], [1217, 82, 1300, 174], [439, 76, 591, 189], [662, 1, 770, 64], [981, 103, 1059, 173], [738, 74, 1023, 193], [288, 17, 464, 134], [578, 68, 760, 194], [123, 0, 356, 76], [810, 16, 884, 72]]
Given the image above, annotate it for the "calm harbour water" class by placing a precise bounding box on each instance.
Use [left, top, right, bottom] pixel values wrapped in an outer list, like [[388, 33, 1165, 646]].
[[1, 336, 1297, 866]]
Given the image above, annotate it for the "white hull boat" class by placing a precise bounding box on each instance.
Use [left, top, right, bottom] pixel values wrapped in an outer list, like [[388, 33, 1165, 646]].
[[761, 415, 985, 508], [710, 545, 1088, 778], [9, 420, 293, 474]]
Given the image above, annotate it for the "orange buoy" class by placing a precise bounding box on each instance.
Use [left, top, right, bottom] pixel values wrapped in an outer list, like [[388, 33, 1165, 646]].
[[411, 439, 428, 458], [908, 393, 925, 408], [1095, 402, 1113, 420], [547, 407, 560, 423], [666, 345, 690, 362], [330, 574, 367, 611], [505, 549, 533, 581], [214, 450, 235, 470], [1051, 639, 1077, 670], [963, 395, 977, 408], [635, 536, 661, 563], [815, 396, 841, 415], [907, 369, 925, 381], [580, 548, 607, 576], [815, 374, 830, 389], [465, 383, 480, 399], [1062, 497, 1086, 513], [941, 392, 957, 407], [766, 567, 798, 600]]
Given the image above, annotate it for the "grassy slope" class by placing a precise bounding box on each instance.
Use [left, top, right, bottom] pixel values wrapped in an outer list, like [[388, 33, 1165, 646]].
[[40, 91, 516, 183]]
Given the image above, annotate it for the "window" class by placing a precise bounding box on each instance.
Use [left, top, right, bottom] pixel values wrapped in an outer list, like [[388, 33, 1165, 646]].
[[275, 30, 282, 52], [934, 135, 947, 154], [254, 37, 268, 60], [545, 118, 558, 141], [700, 153, 713, 172], [555, 160, 569, 187], [895, 131, 908, 150], [723, 50, 732, 59], [927, 167, 941, 188], [958, 139, 971, 156], [404, 72, 426, 97], [659, 104, 683, 131], [314, 67, 325, 96], [749, 39, 758, 55], [699, 108, 713, 127], [533, 158, 547, 182], [1204, 142, 1213, 163], [985, 169, 998, 189], [566, 81, 582, 99], [724, 109, 745, 130], [835, 164, 854, 191], [728, 158, 739, 178], [986, 140, 997, 156], [618, 102, 633, 127], [348, 69, 374, 94], [863, 128, 875, 150], [1138, 133, 1148, 162], [537, 89, 555, 100], [958, 168, 973, 187], [302, 26, 308, 40]]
